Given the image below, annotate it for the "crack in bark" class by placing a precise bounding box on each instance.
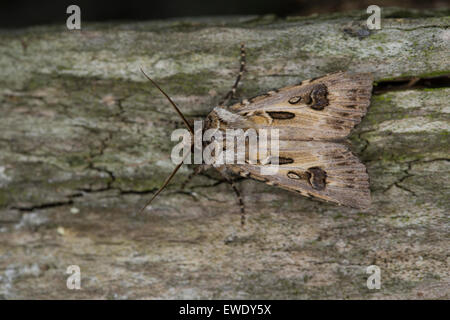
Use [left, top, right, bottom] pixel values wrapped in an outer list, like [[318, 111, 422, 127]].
[[11, 193, 83, 212], [384, 25, 449, 32], [382, 158, 449, 196], [119, 188, 158, 195], [383, 159, 418, 196], [357, 131, 370, 154], [374, 75, 450, 94], [77, 130, 116, 192], [6, 168, 241, 213], [393, 182, 417, 197]]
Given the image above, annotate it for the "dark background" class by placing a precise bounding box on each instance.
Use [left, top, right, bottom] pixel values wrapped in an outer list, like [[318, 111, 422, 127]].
[[0, 0, 448, 28]]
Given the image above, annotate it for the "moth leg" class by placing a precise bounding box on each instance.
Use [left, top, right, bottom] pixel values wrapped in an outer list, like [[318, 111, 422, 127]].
[[219, 42, 246, 106], [180, 165, 205, 190], [219, 171, 246, 226]]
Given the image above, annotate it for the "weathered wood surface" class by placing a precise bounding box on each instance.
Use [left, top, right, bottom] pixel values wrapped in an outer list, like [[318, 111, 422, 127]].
[[0, 8, 449, 299]]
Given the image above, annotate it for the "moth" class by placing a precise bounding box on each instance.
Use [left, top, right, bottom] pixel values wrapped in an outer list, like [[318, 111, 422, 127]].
[[140, 43, 373, 223]]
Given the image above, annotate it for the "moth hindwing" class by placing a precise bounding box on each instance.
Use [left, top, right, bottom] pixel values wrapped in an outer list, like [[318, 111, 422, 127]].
[[205, 71, 373, 209]]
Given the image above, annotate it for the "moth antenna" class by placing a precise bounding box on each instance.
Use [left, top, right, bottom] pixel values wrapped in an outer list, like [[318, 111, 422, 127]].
[[138, 161, 184, 214], [140, 67, 193, 134]]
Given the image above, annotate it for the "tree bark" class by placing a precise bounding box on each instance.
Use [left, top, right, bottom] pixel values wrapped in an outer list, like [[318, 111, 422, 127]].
[[0, 8, 449, 299]]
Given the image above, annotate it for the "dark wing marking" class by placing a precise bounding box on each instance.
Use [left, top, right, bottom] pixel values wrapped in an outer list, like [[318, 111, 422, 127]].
[[225, 140, 371, 209], [227, 72, 373, 140]]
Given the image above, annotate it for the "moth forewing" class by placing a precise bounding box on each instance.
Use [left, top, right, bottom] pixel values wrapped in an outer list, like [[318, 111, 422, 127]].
[[228, 71, 373, 141], [210, 71, 373, 209], [225, 140, 371, 209]]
